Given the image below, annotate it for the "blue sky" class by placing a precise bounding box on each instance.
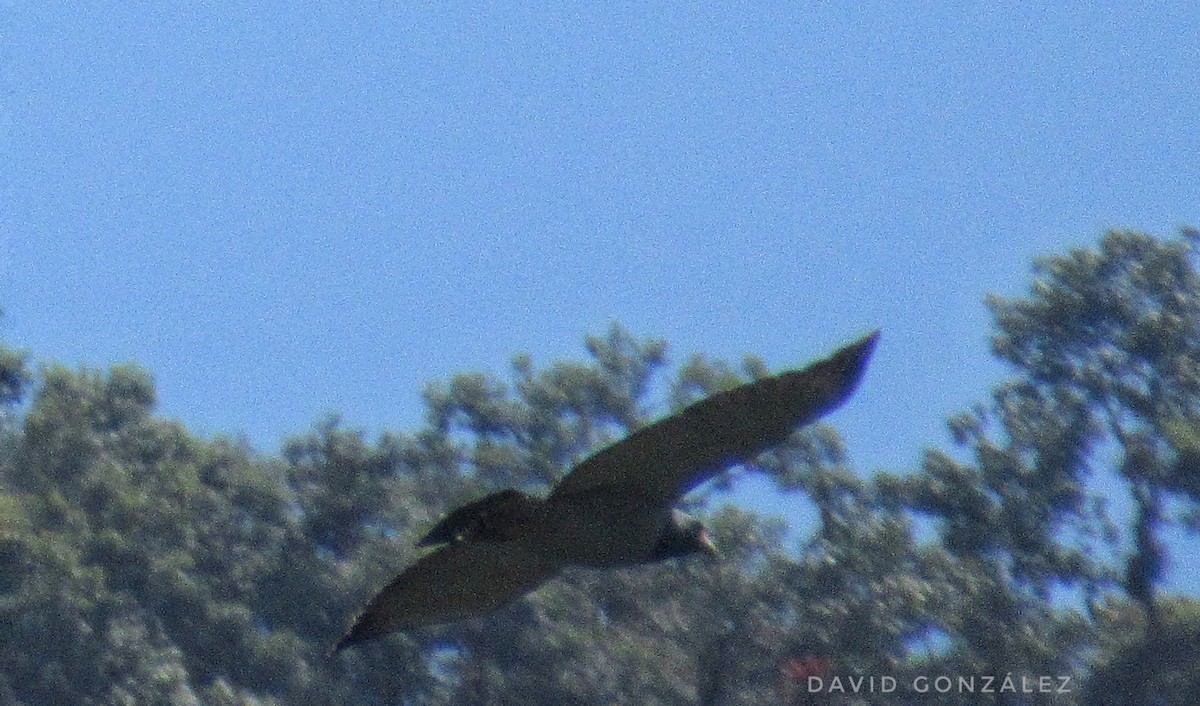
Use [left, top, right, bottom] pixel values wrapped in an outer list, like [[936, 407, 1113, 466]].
[[4, 4, 1198, 589]]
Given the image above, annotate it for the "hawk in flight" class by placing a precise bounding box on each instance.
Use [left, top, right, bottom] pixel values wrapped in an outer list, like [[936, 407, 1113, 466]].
[[334, 331, 878, 651]]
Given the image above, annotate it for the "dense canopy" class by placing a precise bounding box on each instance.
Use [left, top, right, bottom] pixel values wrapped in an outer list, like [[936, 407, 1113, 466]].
[[1, 231, 1199, 705]]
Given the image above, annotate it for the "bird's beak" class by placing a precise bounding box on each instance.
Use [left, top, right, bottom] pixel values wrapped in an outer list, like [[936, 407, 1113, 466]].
[[698, 529, 719, 558]]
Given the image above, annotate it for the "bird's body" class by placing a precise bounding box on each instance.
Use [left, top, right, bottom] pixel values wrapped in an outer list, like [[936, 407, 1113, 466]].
[[540, 488, 674, 567], [420, 487, 676, 567], [333, 331, 879, 652]]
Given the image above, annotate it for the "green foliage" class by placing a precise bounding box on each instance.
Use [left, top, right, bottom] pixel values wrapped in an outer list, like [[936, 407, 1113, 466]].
[[1083, 597, 1200, 706], [878, 230, 1200, 703], [0, 339, 30, 410], [986, 231, 1200, 613], [2, 230, 1199, 703]]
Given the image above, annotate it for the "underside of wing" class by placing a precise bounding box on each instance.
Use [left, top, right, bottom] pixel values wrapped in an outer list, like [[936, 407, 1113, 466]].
[[549, 331, 879, 505], [333, 538, 561, 652]]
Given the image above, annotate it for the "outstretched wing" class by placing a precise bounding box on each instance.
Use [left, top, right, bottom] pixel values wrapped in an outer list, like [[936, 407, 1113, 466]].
[[549, 331, 878, 506], [333, 537, 560, 652]]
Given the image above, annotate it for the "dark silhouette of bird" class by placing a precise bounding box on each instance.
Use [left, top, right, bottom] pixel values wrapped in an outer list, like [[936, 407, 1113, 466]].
[[333, 331, 879, 652]]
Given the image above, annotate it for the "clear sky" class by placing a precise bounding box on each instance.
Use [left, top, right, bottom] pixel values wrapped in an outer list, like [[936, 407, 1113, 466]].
[[4, 4, 1198, 588]]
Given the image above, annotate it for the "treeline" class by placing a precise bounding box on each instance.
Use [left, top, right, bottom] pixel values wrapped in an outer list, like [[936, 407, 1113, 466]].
[[1, 230, 1198, 705]]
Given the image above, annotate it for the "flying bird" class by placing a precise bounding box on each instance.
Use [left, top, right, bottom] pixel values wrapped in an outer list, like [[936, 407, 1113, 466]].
[[333, 331, 879, 652]]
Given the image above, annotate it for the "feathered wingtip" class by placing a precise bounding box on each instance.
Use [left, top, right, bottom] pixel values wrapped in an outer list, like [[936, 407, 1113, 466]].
[[329, 627, 360, 656], [788, 329, 879, 424], [837, 330, 880, 385], [329, 606, 386, 655]]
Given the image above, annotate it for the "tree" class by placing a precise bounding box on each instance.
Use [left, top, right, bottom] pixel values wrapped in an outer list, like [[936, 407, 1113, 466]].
[[989, 229, 1200, 618], [886, 229, 1200, 704], [3, 228, 1199, 704]]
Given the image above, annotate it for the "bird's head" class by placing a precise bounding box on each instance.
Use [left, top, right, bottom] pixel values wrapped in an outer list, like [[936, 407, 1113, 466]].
[[649, 511, 718, 561]]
